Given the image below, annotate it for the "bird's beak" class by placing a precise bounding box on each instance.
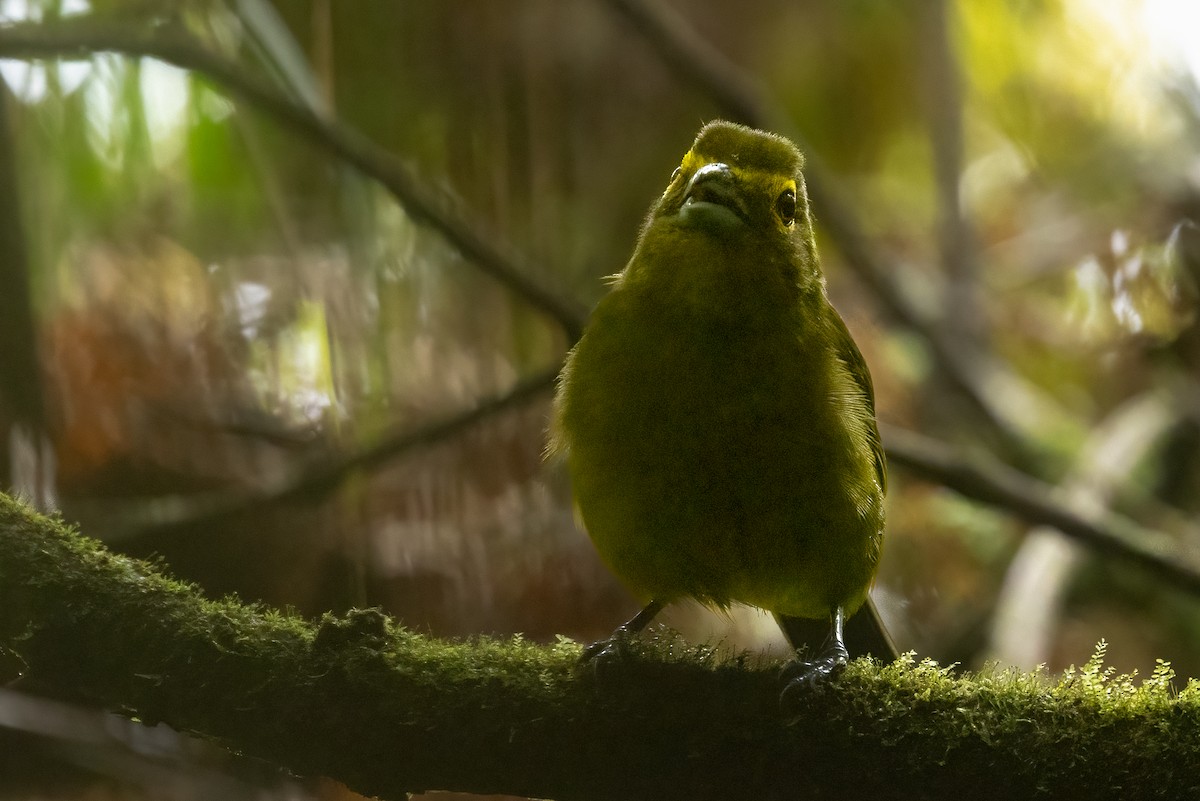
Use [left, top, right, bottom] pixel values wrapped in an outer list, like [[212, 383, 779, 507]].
[[682, 162, 748, 226]]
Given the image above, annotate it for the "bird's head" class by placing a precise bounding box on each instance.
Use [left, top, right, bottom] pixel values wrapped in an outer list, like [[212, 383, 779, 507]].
[[626, 120, 822, 304]]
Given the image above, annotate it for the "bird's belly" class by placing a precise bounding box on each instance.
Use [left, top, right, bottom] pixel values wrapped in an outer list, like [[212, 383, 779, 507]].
[[567, 329, 881, 618]]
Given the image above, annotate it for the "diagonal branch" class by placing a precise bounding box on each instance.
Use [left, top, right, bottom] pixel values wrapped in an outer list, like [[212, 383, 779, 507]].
[[604, 0, 1036, 462], [883, 424, 1200, 597], [119, 367, 558, 537], [0, 18, 587, 340]]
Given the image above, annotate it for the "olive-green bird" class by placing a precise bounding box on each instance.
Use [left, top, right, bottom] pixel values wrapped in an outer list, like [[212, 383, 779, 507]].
[[550, 120, 894, 688]]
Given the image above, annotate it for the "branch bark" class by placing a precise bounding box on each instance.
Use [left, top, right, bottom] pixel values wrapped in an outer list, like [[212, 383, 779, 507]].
[[2, 492, 1200, 801]]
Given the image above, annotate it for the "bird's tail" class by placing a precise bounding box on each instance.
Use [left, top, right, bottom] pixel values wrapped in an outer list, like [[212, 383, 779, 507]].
[[775, 596, 897, 661]]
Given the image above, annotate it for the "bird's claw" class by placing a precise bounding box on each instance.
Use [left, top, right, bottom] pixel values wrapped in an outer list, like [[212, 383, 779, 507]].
[[578, 600, 664, 676], [779, 644, 849, 708], [580, 636, 623, 663], [579, 632, 637, 679]]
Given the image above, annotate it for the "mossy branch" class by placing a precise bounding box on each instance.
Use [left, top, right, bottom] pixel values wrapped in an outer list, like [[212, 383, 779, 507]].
[[2, 492, 1199, 801]]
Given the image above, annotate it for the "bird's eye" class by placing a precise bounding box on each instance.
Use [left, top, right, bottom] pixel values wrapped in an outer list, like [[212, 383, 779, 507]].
[[776, 189, 797, 226]]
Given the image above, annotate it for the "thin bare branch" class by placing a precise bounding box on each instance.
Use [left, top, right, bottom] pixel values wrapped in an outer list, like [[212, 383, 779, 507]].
[[604, 0, 1034, 461], [120, 367, 558, 537], [883, 424, 1200, 597], [0, 18, 587, 340]]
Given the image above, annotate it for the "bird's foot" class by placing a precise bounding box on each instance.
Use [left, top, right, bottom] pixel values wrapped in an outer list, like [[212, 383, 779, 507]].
[[778, 643, 849, 707], [580, 633, 628, 663], [578, 630, 640, 680], [579, 600, 664, 672]]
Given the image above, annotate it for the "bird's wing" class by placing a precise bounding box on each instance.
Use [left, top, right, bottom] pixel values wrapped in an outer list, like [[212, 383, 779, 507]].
[[826, 305, 886, 494]]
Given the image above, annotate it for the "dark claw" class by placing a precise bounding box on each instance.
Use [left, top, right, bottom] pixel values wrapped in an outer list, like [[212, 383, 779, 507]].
[[779, 643, 848, 708], [578, 633, 638, 681], [579, 599, 665, 671], [581, 635, 627, 663]]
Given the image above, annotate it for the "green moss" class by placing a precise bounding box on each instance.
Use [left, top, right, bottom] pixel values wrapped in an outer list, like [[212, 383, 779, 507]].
[[3, 491, 1200, 801]]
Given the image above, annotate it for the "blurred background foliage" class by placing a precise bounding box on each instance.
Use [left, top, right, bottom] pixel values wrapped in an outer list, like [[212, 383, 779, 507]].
[[1, 0, 1199, 798]]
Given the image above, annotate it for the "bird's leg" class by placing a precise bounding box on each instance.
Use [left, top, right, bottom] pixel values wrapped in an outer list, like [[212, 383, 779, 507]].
[[581, 598, 665, 662], [779, 606, 850, 703]]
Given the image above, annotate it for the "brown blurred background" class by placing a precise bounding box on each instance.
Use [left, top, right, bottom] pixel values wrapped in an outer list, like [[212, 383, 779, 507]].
[[2, 0, 1200, 798]]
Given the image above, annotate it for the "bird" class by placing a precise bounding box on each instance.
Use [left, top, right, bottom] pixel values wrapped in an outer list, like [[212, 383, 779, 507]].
[[549, 120, 894, 690]]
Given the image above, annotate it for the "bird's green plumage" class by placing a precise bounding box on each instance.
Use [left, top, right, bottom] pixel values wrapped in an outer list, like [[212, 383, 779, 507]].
[[551, 120, 885, 625]]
